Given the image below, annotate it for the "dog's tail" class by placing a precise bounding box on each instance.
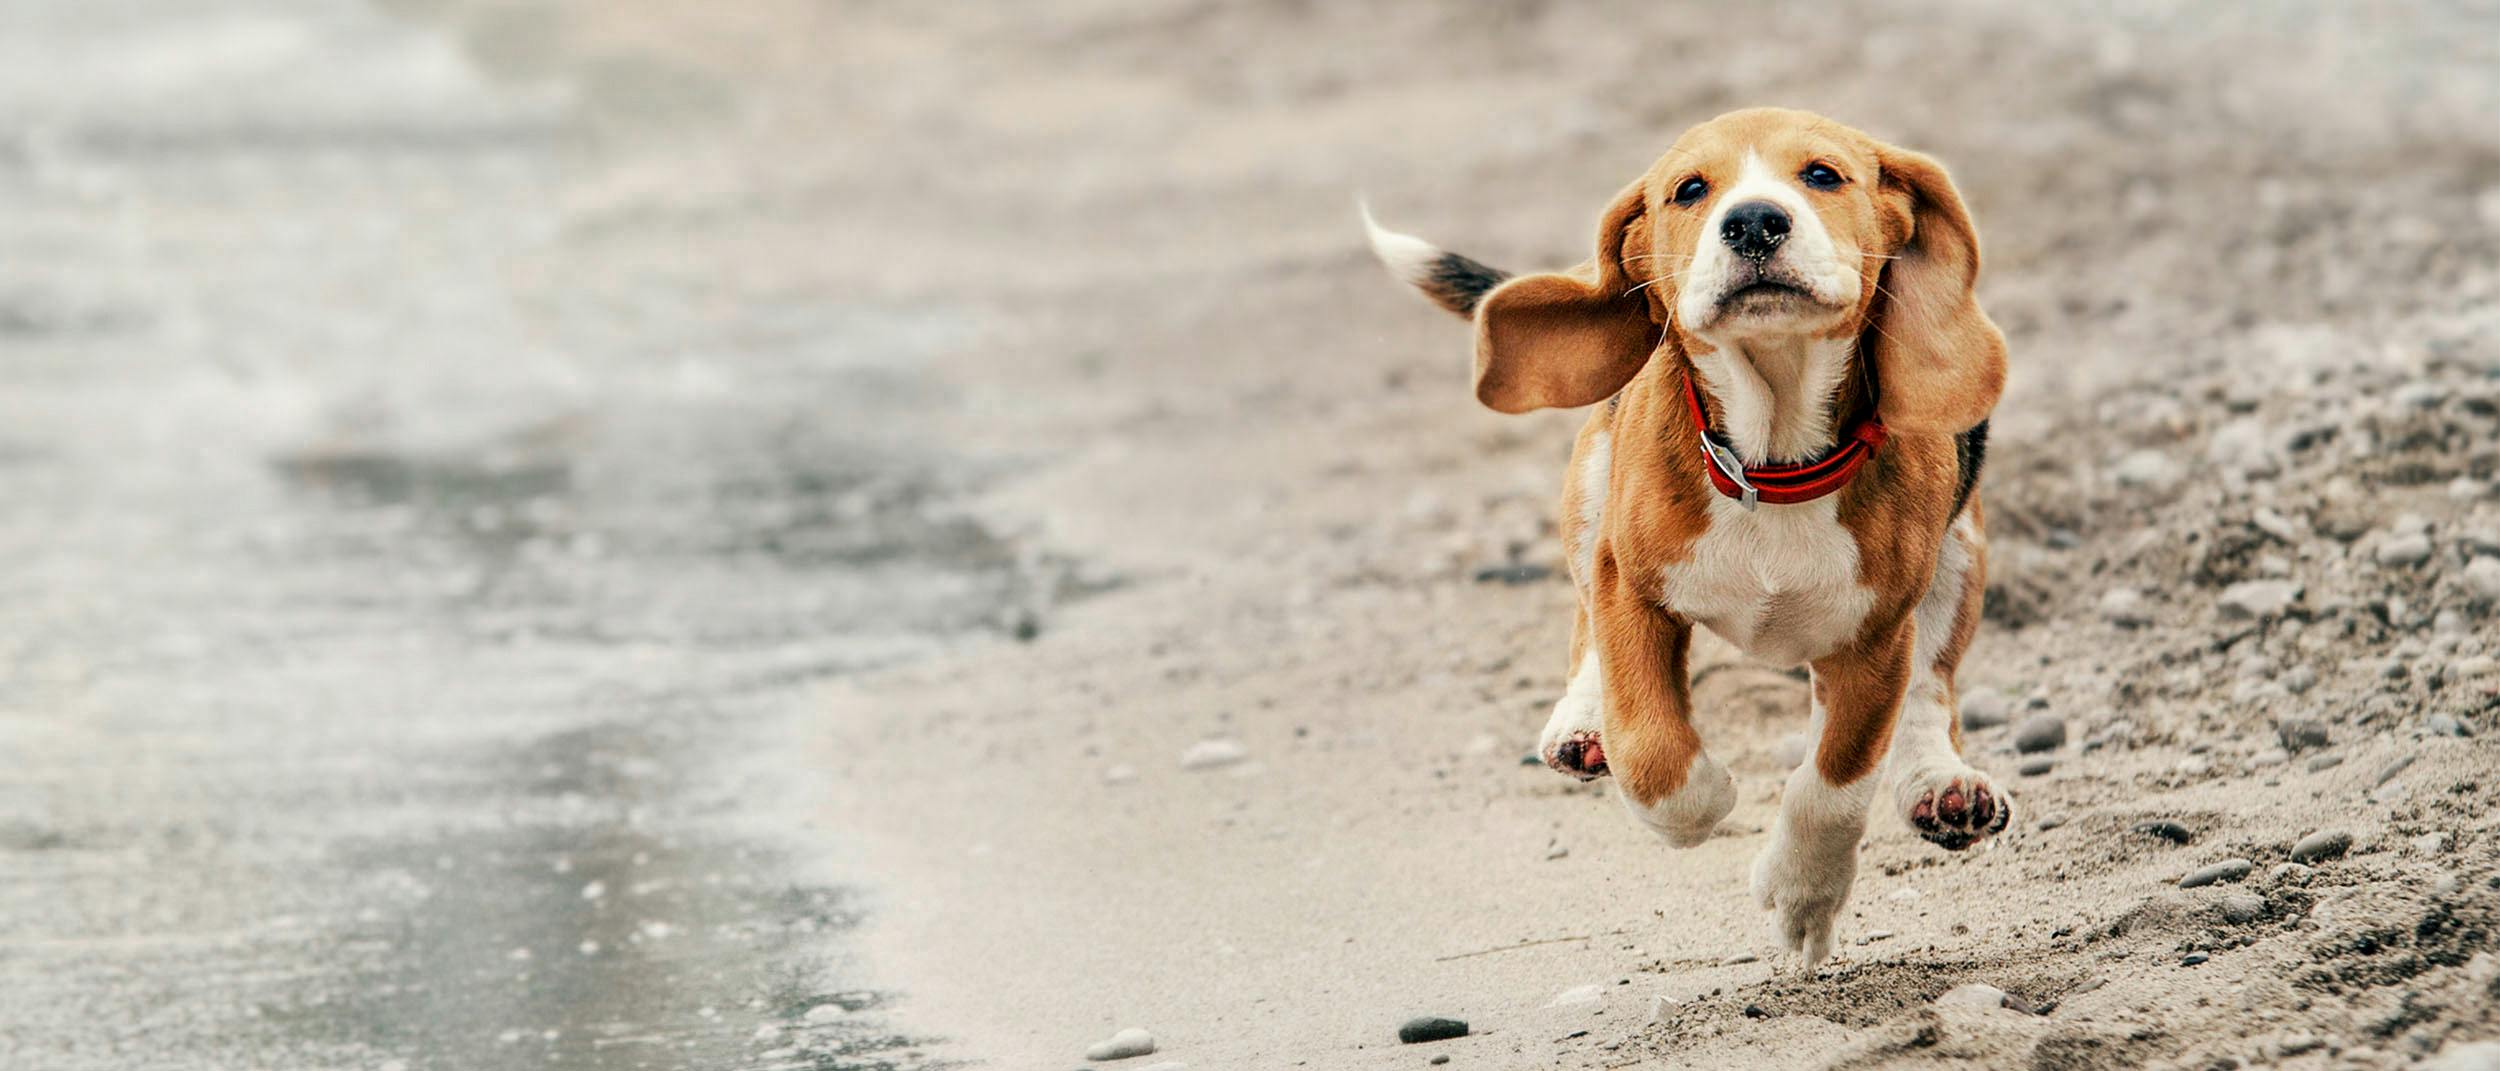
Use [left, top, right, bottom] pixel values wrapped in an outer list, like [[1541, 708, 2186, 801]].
[[1360, 202, 1510, 318]]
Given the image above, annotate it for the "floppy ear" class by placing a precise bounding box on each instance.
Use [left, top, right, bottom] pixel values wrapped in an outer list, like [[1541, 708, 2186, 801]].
[[1868, 147, 2006, 435], [1470, 182, 1660, 413]]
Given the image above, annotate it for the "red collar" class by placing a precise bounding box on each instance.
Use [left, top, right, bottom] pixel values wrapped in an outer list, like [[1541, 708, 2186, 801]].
[[1682, 372, 1887, 510]]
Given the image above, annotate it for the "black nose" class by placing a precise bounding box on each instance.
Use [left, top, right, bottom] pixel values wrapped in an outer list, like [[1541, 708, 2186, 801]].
[[1720, 201, 1790, 262]]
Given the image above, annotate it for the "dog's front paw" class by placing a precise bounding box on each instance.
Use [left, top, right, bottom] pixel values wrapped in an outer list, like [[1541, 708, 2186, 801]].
[[1750, 832, 1855, 967], [1898, 766, 2011, 851], [1537, 690, 1609, 781]]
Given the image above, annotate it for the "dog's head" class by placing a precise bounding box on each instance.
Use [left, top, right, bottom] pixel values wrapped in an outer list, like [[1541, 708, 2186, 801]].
[[1470, 108, 2004, 435]]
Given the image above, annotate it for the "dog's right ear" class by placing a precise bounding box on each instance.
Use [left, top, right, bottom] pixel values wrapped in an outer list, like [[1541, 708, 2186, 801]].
[[1472, 181, 1660, 413]]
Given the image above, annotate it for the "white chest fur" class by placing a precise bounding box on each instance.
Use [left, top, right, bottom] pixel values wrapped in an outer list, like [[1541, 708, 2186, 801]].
[[1658, 495, 1874, 667]]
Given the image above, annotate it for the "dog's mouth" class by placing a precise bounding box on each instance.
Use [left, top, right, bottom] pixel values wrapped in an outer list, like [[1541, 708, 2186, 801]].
[[1722, 277, 1812, 303]]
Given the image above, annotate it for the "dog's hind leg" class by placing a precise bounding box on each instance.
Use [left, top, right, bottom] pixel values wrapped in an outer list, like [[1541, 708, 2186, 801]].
[[1884, 502, 2011, 850], [1750, 622, 1905, 966], [1537, 417, 1614, 780]]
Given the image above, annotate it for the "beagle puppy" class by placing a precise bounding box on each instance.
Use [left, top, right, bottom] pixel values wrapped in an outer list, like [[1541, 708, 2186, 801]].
[[1368, 108, 2007, 964]]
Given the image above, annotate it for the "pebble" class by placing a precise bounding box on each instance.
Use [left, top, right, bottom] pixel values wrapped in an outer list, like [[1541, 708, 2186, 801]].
[[2306, 754, 2344, 773], [2281, 665, 2318, 694], [2018, 756, 2054, 776], [2466, 557, 2500, 600], [2181, 952, 2210, 966], [1935, 983, 2010, 1009], [2424, 1040, 2500, 1071], [2013, 715, 2067, 754], [1179, 738, 1248, 770], [2274, 719, 2330, 752], [2267, 862, 2313, 886], [2133, 820, 2193, 845], [1398, 1017, 1468, 1044], [803, 1004, 845, 1024], [2413, 831, 2452, 855], [2290, 830, 2352, 864], [2372, 754, 2416, 787], [1959, 690, 2010, 730], [2098, 587, 2152, 627], [2220, 894, 2267, 924], [2376, 532, 2435, 567], [1719, 952, 1759, 966], [2251, 748, 2289, 767], [2426, 713, 2470, 737], [1431, 1057, 1451, 1067], [2112, 449, 2179, 489], [2217, 579, 2302, 620], [2179, 859, 2254, 888], [1085, 1028, 1157, 1061]]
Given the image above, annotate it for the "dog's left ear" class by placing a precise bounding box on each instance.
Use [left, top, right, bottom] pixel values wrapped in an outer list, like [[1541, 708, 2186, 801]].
[[1868, 146, 2006, 436]]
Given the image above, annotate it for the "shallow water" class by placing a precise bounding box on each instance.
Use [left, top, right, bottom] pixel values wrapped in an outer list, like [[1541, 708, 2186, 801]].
[[0, 2, 1034, 1067]]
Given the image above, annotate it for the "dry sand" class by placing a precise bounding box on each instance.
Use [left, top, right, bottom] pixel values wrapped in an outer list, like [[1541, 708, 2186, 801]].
[[745, 2, 2500, 1068]]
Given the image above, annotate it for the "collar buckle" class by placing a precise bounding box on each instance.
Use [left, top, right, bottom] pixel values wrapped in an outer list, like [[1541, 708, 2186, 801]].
[[1698, 434, 1759, 512]]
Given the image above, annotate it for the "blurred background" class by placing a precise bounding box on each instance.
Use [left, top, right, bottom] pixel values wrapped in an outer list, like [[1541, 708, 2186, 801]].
[[3, 2, 2498, 1069]]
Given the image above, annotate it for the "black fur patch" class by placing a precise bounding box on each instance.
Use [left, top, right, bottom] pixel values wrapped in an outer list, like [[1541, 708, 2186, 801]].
[[1951, 420, 1989, 520], [1424, 252, 1510, 316]]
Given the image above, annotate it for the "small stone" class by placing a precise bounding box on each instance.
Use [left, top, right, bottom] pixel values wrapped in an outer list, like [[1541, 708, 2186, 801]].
[[2267, 862, 2312, 886], [2112, 450, 2179, 489], [2251, 748, 2290, 767], [2372, 754, 2416, 787], [2413, 831, 2452, 855], [1431, 1057, 1451, 1067], [2133, 820, 2193, 845], [2099, 588, 2153, 627], [2179, 859, 2254, 888], [2036, 815, 2068, 831], [2426, 1039, 2500, 1071], [2376, 532, 2435, 567], [1180, 738, 1248, 770], [2275, 719, 2330, 752], [2306, 754, 2344, 773], [1773, 731, 1812, 769], [2218, 580, 2302, 620], [2426, 713, 2471, 738], [1742, 1003, 1770, 1019], [2220, 894, 2266, 924], [1719, 952, 1759, 966], [1398, 1017, 1468, 1044], [2289, 830, 2352, 864], [2013, 715, 2067, 754], [1086, 1027, 1157, 1061], [2181, 953, 2210, 966], [2281, 665, 2318, 694], [2018, 756, 2055, 776], [803, 1004, 845, 1024], [1960, 689, 2010, 730], [1936, 983, 2010, 1009], [2465, 557, 2500, 601]]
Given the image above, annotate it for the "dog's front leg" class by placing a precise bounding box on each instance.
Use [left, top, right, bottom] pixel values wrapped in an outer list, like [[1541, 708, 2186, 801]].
[[1592, 552, 1734, 848], [1751, 623, 1910, 966]]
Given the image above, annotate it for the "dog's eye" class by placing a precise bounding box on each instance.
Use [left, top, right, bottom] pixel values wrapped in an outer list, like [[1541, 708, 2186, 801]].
[[1800, 163, 1845, 190], [1672, 177, 1709, 206]]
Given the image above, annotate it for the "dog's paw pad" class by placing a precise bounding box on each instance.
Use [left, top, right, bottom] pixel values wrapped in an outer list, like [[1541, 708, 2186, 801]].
[[1906, 779, 2002, 850], [1545, 731, 1608, 780], [1907, 775, 2011, 851]]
